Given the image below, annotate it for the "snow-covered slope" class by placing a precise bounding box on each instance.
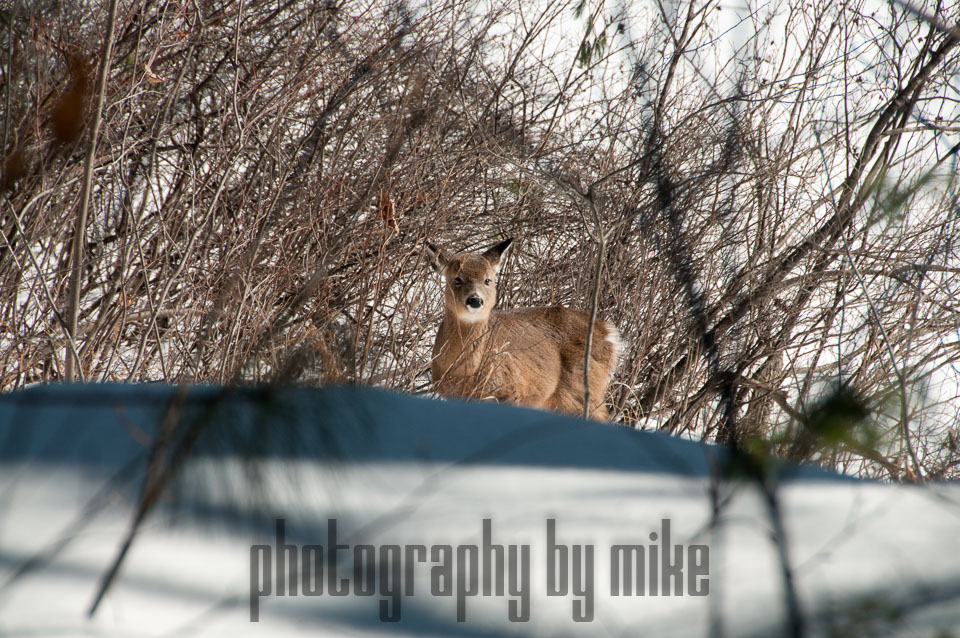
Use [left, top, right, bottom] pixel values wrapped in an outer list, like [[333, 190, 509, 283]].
[[1, 384, 958, 637]]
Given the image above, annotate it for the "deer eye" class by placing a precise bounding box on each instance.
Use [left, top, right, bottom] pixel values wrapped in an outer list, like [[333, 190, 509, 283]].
[[453, 277, 463, 287], [484, 279, 491, 286]]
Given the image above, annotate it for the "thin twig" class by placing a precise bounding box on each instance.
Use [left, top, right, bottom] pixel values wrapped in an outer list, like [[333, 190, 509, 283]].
[[581, 194, 606, 419], [64, 0, 120, 381]]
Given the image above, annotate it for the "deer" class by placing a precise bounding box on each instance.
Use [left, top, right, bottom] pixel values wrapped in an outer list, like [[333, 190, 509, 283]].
[[425, 238, 623, 420]]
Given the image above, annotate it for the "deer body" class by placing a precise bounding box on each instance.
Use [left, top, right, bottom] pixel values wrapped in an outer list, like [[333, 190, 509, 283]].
[[426, 238, 622, 420]]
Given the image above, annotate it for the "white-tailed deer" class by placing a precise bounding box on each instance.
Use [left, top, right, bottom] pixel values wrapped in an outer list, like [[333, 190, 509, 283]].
[[425, 238, 622, 420]]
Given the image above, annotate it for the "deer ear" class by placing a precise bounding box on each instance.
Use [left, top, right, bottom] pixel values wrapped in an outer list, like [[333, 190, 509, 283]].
[[425, 241, 448, 273], [482, 238, 514, 272]]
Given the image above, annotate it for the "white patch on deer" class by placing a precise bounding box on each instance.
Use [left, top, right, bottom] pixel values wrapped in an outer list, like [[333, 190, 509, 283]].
[[606, 325, 625, 365], [457, 308, 486, 323]]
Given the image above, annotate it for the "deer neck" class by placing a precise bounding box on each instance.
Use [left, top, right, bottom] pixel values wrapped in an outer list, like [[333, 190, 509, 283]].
[[437, 307, 491, 366]]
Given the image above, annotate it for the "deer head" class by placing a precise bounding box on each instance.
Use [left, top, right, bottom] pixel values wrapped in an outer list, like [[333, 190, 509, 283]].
[[425, 238, 514, 324]]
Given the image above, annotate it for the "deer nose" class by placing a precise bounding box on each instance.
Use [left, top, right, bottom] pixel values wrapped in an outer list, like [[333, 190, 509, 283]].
[[466, 295, 483, 309]]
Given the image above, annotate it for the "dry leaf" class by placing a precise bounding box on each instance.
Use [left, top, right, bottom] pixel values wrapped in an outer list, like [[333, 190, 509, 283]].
[[379, 187, 399, 232], [143, 61, 164, 85]]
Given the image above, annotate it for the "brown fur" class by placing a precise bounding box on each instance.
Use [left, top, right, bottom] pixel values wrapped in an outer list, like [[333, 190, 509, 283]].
[[426, 238, 622, 420]]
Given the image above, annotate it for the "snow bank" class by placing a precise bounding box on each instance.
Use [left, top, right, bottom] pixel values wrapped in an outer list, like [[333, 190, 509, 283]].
[[1, 384, 957, 637]]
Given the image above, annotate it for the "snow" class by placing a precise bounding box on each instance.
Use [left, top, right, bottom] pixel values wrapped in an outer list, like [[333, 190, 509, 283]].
[[1, 383, 958, 637]]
